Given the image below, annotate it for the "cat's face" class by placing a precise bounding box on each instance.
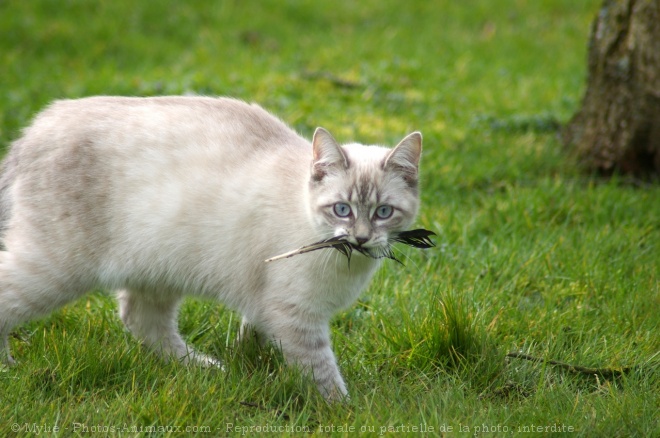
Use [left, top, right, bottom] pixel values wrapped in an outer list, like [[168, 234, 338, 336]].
[[308, 128, 422, 259]]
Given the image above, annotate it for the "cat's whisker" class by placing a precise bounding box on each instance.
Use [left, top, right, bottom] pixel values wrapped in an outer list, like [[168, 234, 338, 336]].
[[304, 231, 337, 280], [389, 245, 420, 271], [316, 242, 335, 281]]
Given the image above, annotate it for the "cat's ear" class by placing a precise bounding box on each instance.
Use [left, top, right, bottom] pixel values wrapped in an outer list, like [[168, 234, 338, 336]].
[[311, 127, 348, 181], [384, 132, 422, 186]]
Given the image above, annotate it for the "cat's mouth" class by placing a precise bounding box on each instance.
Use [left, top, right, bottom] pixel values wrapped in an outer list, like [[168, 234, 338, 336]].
[[264, 229, 435, 265]]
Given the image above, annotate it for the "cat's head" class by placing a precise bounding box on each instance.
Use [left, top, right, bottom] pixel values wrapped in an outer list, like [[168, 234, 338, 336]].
[[308, 128, 422, 259]]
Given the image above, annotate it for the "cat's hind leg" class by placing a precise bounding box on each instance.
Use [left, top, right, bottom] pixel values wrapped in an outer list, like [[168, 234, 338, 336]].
[[117, 289, 221, 367], [0, 334, 13, 366], [0, 250, 89, 365]]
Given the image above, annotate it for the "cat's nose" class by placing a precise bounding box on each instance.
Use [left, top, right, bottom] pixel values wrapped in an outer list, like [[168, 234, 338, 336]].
[[355, 236, 369, 246]]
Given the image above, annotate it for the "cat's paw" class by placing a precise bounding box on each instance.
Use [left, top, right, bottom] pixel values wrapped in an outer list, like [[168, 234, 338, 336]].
[[183, 352, 225, 371], [316, 378, 350, 403], [1, 340, 16, 367], [323, 386, 350, 404], [198, 355, 225, 371], [1, 352, 16, 368]]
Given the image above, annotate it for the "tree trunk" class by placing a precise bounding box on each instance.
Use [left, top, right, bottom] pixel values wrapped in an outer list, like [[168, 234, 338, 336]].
[[562, 0, 660, 176]]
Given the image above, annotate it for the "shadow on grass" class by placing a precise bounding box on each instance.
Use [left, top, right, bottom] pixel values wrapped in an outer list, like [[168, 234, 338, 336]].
[[379, 288, 503, 391]]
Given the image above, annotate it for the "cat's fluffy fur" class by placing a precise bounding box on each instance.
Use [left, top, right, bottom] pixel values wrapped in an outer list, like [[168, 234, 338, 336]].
[[0, 96, 422, 400]]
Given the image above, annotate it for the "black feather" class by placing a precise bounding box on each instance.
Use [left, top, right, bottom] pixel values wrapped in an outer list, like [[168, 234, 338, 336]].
[[389, 229, 436, 249]]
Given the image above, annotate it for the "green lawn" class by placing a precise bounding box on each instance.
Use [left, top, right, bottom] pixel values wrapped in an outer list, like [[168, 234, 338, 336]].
[[1, 0, 658, 436]]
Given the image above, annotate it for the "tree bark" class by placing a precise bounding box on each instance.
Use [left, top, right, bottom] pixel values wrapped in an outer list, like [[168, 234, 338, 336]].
[[562, 0, 660, 176]]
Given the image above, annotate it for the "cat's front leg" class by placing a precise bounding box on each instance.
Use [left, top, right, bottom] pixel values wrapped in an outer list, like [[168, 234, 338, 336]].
[[265, 310, 348, 401], [117, 289, 221, 368], [236, 316, 267, 346]]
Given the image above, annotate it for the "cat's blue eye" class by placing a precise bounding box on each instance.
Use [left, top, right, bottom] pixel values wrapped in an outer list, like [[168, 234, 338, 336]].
[[375, 205, 393, 219], [333, 203, 352, 218]]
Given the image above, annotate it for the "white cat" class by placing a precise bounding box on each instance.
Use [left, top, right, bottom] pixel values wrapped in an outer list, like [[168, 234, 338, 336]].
[[0, 96, 422, 401]]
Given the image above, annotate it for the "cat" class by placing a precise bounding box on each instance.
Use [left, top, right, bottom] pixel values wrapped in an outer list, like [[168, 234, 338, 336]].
[[0, 96, 422, 401]]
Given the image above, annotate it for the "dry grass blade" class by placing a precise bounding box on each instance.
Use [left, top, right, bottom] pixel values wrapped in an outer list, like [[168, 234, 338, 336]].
[[506, 352, 634, 379]]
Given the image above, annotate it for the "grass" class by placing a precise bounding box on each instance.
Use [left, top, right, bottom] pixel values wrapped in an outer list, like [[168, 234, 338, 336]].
[[1, 0, 658, 436]]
